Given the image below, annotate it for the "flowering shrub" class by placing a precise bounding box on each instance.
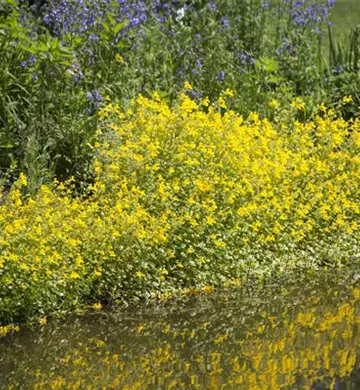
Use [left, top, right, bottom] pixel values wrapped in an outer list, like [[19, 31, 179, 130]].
[[1, 91, 360, 323]]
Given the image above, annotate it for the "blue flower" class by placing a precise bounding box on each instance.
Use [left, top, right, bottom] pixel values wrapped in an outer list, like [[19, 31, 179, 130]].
[[73, 71, 85, 82], [89, 34, 99, 41], [130, 17, 140, 27], [93, 90, 102, 101], [29, 54, 37, 65], [185, 89, 200, 100], [332, 65, 343, 74], [221, 17, 230, 28], [237, 51, 255, 66], [288, 1, 332, 27], [209, 2, 217, 11]]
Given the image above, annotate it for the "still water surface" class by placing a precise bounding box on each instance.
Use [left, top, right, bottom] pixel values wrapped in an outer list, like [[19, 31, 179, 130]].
[[1, 272, 360, 389]]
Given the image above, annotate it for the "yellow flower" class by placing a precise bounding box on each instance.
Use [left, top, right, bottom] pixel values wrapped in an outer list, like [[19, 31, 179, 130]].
[[224, 88, 234, 97], [342, 95, 353, 104], [214, 239, 226, 248], [217, 96, 227, 109], [135, 271, 145, 279], [183, 81, 193, 90], [0, 325, 20, 337], [92, 303, 102, 310], [39, 316, 47, 326], [269, 99, 279, 108], [203, 285, 215, 294], [115, 53, 124, 64], [291, 97, 305, 111], [206, 216, 216, 225], [17, 172, 27, 187], [137, 325, 145, 333], [319, 102, 327, 112], [2, 89, 360, 329], [201, 96, 210, 107]]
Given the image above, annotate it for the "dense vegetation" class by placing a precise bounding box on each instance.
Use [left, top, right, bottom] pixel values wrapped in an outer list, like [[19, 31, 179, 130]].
[[1, 0, 360, 325], [1, 0, 359, 190], [2, 92, 360, 324]]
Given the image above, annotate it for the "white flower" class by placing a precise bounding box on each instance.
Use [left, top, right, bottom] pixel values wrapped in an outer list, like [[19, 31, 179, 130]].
[[175, 7, 185, 22]]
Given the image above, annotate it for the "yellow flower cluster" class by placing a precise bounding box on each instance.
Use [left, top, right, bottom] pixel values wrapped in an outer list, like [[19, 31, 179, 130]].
[[0, 323, 19, 337], [1, 91, 360, 322]]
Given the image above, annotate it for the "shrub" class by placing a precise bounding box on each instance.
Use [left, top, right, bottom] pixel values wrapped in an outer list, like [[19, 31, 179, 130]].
[[1, 91, 360, 323]]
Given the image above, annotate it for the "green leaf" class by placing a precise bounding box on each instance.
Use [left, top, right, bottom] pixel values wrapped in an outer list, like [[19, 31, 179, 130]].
[[101, 22, 111, 32], [115, 41, 128, 49], [114, 22, 126, 35], [107, 14, 116, 26], [19, 45, 38, 55], [51, 37, 59, 51], [268, 76, 282, 83], [256, 57, 279, 73]]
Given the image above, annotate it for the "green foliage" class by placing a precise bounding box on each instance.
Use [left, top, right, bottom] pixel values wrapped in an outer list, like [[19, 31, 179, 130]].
[[0, 0, 359, 187], [1, 93, 360, 324], [0, 3, 96, 191], [1, 0, 360, 324]]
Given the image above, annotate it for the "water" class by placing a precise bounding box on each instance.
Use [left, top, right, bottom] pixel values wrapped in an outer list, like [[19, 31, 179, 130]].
[[2, 272, 360, 389]]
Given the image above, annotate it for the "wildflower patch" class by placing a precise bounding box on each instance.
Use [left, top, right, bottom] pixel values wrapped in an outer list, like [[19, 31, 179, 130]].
[[1, 93, 360, 324]]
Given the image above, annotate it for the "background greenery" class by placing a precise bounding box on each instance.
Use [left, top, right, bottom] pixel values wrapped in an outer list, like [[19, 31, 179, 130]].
[[1, 0, 360, 192]]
